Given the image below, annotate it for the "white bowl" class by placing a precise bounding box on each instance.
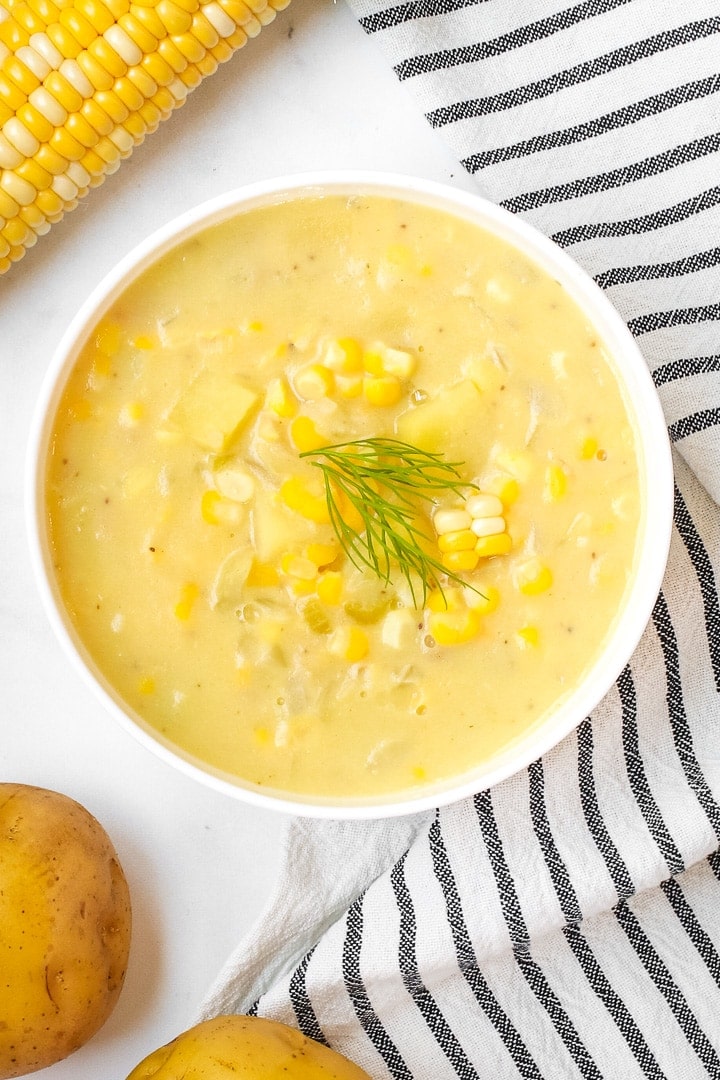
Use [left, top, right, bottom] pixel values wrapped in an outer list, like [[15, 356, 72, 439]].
[[26, 171, 674, 819]]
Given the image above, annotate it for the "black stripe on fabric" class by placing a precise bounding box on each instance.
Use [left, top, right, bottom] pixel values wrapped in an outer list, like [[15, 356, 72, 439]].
[[359, 0, 486, 34], [342, 895, 413, 1080], [651, 591, 720, 841], [672, 483, 720, 691], [627, 302, 720, 337], [653, 354, 720, 387], [709, 850, 720, 883], [464, 76, 720, 171], [529, 758, 666, 1077], [660, 876, 720, 987], [396, 0, 634, 81], [595, 245, 720, 289], [576, 718, 635, 899], [501, 132, 720, 215], [288, 949, 327, 1045], [444, 19, 720, 129], [562, 926, 668, 1079], [552, 185, 720, 248], [668, 409, 720, 443], [390, 855, 480, 1079], [614, 900, 720, 1072], [474, 791, 604, 1080], [527, 759, 582, 926], [617, 666, 685, 875], [428, 815, 544, 1079]]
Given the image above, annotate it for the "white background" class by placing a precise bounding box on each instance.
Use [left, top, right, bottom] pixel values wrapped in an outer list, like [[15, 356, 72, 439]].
[[0, 3, 477, 1077]]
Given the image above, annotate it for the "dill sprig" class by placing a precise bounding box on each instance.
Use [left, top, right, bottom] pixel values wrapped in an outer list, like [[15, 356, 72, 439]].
[[300, 437, 478, 606]]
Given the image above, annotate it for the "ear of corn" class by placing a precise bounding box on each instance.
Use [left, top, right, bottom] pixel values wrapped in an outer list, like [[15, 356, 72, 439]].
[[0, 0, 291, 274]]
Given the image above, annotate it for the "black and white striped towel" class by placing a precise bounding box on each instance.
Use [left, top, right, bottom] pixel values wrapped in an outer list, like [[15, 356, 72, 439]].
[[199, 2, 720, 1076]]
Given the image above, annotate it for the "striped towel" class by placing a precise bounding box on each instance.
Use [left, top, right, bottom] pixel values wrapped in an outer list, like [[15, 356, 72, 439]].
[[199, 2, 720, 1076]]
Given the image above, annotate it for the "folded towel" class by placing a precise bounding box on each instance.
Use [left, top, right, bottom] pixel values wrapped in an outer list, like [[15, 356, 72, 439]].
[[200, 3, 720, 1075]]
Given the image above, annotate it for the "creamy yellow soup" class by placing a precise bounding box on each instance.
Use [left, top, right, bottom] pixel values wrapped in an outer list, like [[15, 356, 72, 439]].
[[46, 194, 641, 801]]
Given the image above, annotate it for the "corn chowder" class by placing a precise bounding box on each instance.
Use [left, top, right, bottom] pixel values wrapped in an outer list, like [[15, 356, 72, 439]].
[[46, 194, 641, 800]]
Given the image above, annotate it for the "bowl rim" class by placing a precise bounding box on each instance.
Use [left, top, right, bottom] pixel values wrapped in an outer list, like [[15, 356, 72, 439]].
[[25, 169, 675, 819]]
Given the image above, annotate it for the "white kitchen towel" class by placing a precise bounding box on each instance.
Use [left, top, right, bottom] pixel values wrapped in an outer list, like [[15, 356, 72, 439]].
[[199, 2, 720, 1076]]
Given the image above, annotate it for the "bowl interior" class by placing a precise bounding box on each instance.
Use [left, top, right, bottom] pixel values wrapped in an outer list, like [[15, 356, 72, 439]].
[[26, 171, 674, 818]]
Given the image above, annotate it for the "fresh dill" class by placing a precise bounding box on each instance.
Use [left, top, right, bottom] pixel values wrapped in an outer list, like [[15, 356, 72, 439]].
[[300, 437, 479, 606]]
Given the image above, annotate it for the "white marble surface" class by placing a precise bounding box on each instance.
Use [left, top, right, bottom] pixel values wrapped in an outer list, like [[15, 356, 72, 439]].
[[0, 3, 478, 1077]]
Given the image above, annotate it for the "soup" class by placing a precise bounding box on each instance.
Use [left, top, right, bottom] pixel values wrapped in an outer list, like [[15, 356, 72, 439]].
[[45, 194, 641, 800]]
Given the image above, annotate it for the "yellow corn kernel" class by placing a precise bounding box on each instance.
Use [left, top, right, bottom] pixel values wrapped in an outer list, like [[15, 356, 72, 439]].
[[245, 560, 279, 587], [335, 373, 363, 398], [516, 558, 553, 596], [132, 333, 155, 350], [174, 581, 199, 620], [334, 487, 365, 534], [265, 375, 296, 418], [545, 463, 568, 501], [428, 606, 481, 646], [329, 625, 369, 663], [253, 725, 271, 746], [427, 586, 462, 613], [411, 765, 428, 783], [516, 625, 540, 649], [289, 414, 326, 453], [200, 488, 240, 525], [305, 541, 339, 568], [442, 549, 480, 573], [580, 436, 598, 460], [138, 675, 155, 694], [364, 343, 415, 378], [294, 363, 335, 400], [280, 552, 318, 582], [324, 336, 363, 374], [465, 583, 500, 615], [316, 570, 342, 605], [438, 528, 477, 553], [475, 532, 512, 559], [496, 477, 520, 506], [279, 476, 331, 525], [363, 374, 402, 407], [119, 400, 144, 424]]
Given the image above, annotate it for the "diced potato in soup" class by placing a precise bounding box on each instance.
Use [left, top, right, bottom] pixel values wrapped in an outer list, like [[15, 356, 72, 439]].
[[45, 194, 641, 800]]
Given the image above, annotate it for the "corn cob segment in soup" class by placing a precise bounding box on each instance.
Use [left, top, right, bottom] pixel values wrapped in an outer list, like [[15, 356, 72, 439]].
[[0, 0, 291, 273], [45, 194, 642, 800]]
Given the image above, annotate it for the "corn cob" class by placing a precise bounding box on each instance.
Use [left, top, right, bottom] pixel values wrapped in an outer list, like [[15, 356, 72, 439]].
[[0, 0, 291, 274]]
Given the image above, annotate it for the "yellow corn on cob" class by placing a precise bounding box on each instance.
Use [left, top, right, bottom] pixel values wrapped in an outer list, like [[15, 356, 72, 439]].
[[0, 0, 291, 273]]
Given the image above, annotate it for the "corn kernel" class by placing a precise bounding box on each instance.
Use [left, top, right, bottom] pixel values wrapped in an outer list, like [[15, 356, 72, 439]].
[[362, 348, 384, 376], [200, 488, 240, 525], [138, 675, 155, 694], [246, 560, 279, 587], [433, 508, 472, 535], [516, 558, 553, 595], [280, 553, 317, 581], [411, 765, 428, 782], [174, 581, 199, 620], [290, 414, 326, 453], [119, 401, 144, 424], [438, 528, 477, 553], [253, 725, 271, 746], [580, 436, 598, 460], [475, 532, 513, 558], [265, 374, 297, 418], [466, 492, 503, 518], [329, 625, 369, 663], [465, 583, 500, 615], [545, 463, 568, 501], [516, 626, 540, 648], [363, 374, 402, 407], [428, 607, 481, 646], [427, 586, 462, 613], [496, 477, 520, 506], [279, 476, 330, 524], [470, 515, 506, 538], [316, 570, 342, 605], [305, 542, 339, 568], [294, 363, 334, 400], [324, 336, 363, 374], [442, 549, 480, 573]]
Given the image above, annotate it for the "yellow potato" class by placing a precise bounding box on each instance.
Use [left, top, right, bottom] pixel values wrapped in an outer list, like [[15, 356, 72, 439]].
[[0, 783, 132, 1079], [126, 1015, 372, 1079]]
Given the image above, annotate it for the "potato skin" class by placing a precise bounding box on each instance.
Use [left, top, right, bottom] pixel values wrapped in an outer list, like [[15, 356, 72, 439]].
[[126, 1015, 372, 1079], [0, 783, 132, 1079]]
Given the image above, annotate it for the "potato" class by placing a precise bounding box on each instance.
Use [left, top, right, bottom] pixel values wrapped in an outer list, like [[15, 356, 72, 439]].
[[126, 1015, 372, 1079], [0, 783, 132, 1079]]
